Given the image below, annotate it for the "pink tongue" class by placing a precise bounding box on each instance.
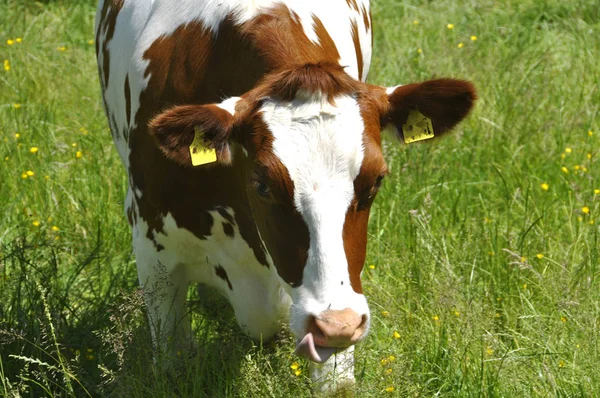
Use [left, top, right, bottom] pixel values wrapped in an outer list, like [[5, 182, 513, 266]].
[[294, 333, 336, 363]]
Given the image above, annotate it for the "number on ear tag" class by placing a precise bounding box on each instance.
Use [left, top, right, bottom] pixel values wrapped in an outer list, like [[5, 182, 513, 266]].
[[402, 110, 434, 144], [189, 126, 217, 166]]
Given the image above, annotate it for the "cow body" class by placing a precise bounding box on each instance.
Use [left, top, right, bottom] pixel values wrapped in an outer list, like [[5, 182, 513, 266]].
[[96, 0, 475, 391]]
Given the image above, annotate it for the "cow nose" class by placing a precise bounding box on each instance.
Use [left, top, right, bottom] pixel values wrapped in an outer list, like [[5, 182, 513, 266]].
[[308, 308, 367, 348]]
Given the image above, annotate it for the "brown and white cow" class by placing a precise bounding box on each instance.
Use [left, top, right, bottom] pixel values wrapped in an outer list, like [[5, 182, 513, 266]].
[[95, 0, 475, 391]]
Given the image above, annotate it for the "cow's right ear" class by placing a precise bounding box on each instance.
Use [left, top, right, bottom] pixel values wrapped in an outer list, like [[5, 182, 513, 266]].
[[148, 101, 236, 167]]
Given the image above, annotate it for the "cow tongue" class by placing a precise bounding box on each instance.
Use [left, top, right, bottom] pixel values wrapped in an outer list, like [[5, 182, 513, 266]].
[[294, 333, 336, 363]]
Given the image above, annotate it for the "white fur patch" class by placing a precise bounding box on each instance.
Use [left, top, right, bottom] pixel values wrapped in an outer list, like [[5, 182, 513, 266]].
[[260, 92, 370, 338]]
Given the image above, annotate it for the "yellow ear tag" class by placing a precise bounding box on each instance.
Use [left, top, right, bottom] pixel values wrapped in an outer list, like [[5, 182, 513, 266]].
[[402, 110, 434, 144], [189, 126, 217, 166]]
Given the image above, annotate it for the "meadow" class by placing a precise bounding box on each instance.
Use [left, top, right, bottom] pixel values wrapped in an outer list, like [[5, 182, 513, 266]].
[[1, 0, 599, 396]]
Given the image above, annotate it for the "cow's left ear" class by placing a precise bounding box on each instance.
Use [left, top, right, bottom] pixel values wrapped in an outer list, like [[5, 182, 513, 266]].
[[383, 79, 476, 142], [148, 101, 237, 167]]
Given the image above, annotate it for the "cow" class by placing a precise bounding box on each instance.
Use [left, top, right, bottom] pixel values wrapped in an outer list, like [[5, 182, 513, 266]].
[[95, 0, 475, 392]]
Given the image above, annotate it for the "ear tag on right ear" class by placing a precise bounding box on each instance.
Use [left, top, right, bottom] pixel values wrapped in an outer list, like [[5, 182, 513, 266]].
[[402, 110, 434, 144], [189, 126, 217, 166]]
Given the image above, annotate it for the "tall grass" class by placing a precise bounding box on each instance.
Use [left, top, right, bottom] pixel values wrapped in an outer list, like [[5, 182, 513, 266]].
[[1, 0, 599, 396]]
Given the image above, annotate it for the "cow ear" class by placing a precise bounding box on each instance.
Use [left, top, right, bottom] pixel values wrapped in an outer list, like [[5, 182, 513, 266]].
[[148, 100, 237, 167], [383, 79, 476, 143]]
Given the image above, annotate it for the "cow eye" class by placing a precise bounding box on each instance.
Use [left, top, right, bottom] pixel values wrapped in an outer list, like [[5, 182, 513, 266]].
[[375, 174, 385, 189], [253, 179, 271, 197]]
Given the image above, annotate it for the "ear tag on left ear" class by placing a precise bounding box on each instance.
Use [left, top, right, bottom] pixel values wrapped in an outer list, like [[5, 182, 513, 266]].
[[402, 110, 434, 144], [189, 126, 217, 166]]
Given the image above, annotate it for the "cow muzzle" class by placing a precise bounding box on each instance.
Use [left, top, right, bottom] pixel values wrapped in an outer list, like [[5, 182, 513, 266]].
[[294, 308, 368, 363]]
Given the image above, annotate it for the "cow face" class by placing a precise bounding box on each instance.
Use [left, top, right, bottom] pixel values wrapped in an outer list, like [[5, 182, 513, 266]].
[[149, 63, 476, 363]]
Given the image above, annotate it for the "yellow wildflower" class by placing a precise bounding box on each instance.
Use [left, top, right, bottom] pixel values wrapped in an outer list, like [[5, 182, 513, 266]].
[[32, 221, 40, 227], [578, 216, 583, 222], [558, 360, 565, 368], [385, 368, 393, 375], [87, 39, 94, 45], [574, 165, 580, 171], [582, 206, 590, 214], [4, 156, 8, 161], [565, 147, 572, 153], [588, 131, 593, 137], [51, 226, 59, 231], [536, 253, 544, 259], [7, 39, 14, 45], [454, 310, 460, 317], [560, 153, 566, 159], [540, 183, 549, 191], [561, 316, 567, 323], [294, 369, 302, 376], [581, 166, 587, 173], [290, 362, 299, 370], [486, 346, 494, 355], [57, 46, 66, 51], [30, 147, 38, 153], [14, 133, 20, 138], [13, 103, 21, 109], [44, 175, 50, 180], [381, 310, 390, 316], [388, 355, 396, 361], [495, 313, 501, 318], [595, 189, 600, 195], [471, 35, 477, 41], [447, 24, 454, 29], [561, 166, 568, 174], [21, 172, 28, 179], [457, 42, 464, 48], [369, 264, 375, 269], [385, 386, 395, 392], [76, 151, 83, 159], [523, 283, 527, 289], [72, 142, 77, 147], [3, 59, 9, 71], [393, 331, 401, 339], [413, 20, 419, 25], [520, 256, 527, 262], [417, 48, 422, 54], [590, 220, 595, 225], [16, 38, 22, 43], [432, 315, 439, 321], [26, 170, 34, 177]]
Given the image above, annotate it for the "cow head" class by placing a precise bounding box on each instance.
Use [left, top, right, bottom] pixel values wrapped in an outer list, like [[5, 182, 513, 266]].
[[149, 63, 476, 363]]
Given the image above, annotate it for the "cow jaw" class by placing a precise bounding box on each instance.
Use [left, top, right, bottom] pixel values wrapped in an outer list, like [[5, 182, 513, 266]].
[[260, 92, 371, 358]]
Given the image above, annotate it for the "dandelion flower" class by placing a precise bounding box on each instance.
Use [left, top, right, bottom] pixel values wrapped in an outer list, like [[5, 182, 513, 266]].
[[536, 253, 544, 259], [72, 143, 77, 147], [44, 175, 50, 180], [565, 147, 572, 153], [540, 183, 549, 191], [578, 216, 583, 222], [385, 368, 393, 375], [381, 310, 390, 316], [574, 165, 580, 171], [454, 310, 460, 317], [14, 133, 20, 139], [523, 283, 527, 289], [558, 360, 565, 368], [385, 386, 395, 392], [560, 153, 566, 159], [582, 206, 590, 214], [26, 170, 34, 177], [561, 166, 568, 174], [369, 264, 375, 269], [76, 151, 83, 159], [32, 220, 40, 227], [590, 220, 595, 225], [595, 189, 600, 195], [457, 42, 464, 48], [447, 23, 454, 29], [7, 39, 15, 45], [30, 147, 38, 153], [294, 369, 302, 376], [432, 315, 439, 321], [588, 131, 593, 137], [4, 156, 8, 161], [413, 20, 419, 25], [13, 103, 21, 109], [417, 48, 422, 54], [51, 226, 59, 231], [393, 331, 401, 339], [587, 153, 592, 159], [561, 316, 567, 323], [57, 46, 66, 51], [520, 256, 527, 262], [16, 38, 22, 43], [21, 172, 28, 179], [290, 362, 299, 370], [87, 39, 94, 45], [471, 35, 477, 41], [486, 346, 494, 355], [388, 355, 396, 361], [3, 59, 9, 71]]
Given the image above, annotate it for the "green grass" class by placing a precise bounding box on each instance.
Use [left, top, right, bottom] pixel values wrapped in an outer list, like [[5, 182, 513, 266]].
[[1, 0, 599, 396]]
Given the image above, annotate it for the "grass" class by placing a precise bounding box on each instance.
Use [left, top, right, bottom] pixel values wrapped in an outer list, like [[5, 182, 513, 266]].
[[0, 0, 599, 396]]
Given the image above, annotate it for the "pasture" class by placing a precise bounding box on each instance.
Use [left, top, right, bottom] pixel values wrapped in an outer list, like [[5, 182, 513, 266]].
[[1, 0, 599, 396]]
